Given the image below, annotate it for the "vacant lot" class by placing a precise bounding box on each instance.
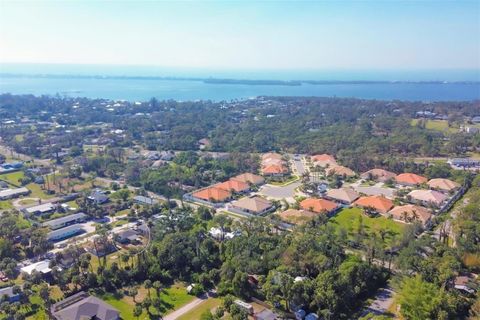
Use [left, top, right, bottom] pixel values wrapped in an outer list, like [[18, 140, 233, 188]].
[[330, 208, 405, 244]]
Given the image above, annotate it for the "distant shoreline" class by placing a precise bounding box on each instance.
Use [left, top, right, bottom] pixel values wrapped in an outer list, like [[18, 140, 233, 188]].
[[1, 73, 478, 86]]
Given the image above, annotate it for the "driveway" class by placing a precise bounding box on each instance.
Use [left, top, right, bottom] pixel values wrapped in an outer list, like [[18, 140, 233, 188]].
[[258, 182, 301, 203], [164, 294, 209, 320], [360, 287, 395, 318]]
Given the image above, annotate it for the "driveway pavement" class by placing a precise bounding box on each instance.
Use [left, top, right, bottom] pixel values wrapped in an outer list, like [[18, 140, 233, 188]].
[[360, 287, 395, 318], [258, 182, 301, 203]]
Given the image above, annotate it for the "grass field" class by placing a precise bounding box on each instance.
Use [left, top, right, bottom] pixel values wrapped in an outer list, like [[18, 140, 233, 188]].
[[0, 200, 13, 210], [25, 183, 55, 199], [177, 298, 222, 320], [330, 208, 405, 244], [410, 119, 457, 133], [101, 283, 194, 320], [0, 171, 24, 185]]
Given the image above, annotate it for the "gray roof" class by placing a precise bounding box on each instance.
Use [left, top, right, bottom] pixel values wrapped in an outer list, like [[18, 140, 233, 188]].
[[42, 213, 87, 228], [0, 287, 17, 298], [47, 224, 83, 240], [52, 291, 119, 320], [133, 195, 156, 205]]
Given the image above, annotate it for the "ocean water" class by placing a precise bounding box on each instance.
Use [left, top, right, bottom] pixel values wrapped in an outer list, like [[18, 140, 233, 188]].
[[0, 64, 479, 102]]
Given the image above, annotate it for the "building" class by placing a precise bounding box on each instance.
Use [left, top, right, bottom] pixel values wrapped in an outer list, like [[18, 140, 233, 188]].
[[231, 173, 265, 185], [408, 189, 447, 207], [325, 165, 356, 177], [360, 168, 397, 182], [47, 224, 84, 242], [448, 158, 480, 169], [198, 138, 212, 150], [192, 186, 232, 203], [216, 179, 250, 193], [133, 195, 157, 206], [277, 209, 318, 225], [395, 173, 428, 186], [453, 275, 477, 294], [20, 260, 52, 276], [0, 187, 30, 200], [115, 229, 141, 244], [354, 195, 394, 214], [325, 187, 360, 204], [42, 213, 87, 230], [427, 178, 460, 192], [234, 300, 254, 315], [51, 291, 120, 320], [230, 196, 274, 215], [388, 205, 432, 226], [354, 185, 397, 199], [261, 153, 288, 176], [300, 198, 339, 214], [23, 202, 57, 215], [0, 286, 21, 303], [87, 190, 109, 204], [311, 154, 337, 167]]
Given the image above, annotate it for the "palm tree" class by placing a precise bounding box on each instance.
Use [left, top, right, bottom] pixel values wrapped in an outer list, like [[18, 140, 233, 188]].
[[153, 280, 162, 297], [144, 280, 152, 298]]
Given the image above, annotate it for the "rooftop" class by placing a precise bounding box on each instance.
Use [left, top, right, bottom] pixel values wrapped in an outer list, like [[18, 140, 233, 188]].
[[300, 198, 338, 213]]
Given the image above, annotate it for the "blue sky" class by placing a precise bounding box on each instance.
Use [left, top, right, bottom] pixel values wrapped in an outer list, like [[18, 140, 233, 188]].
[[0, 1, 479, 71]]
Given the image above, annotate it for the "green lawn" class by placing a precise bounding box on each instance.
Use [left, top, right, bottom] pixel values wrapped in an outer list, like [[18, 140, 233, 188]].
[[0, 171, 24, 185], [0, 200, 13, 210], [410, 119, 457, 133], [101, 283, 194, 320], [25, 183, 55, 199], [330, 207, 405, 244], [177, 298, 221, 320]]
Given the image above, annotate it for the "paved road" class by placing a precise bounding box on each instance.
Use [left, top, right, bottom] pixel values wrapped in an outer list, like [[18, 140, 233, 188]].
[[257, 182, 301, 203], [164, 294, 209, 320], [360, 287, 395, 318]]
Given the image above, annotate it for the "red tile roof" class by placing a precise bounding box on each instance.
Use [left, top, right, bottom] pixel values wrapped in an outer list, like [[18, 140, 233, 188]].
[[395, 173, 427, 185], [216, 179, 250, 193], [192, 187, 231, 202], [300, 198, 338, 213], [232, 173, 265, 185], [361, 169, 397, 182], [354, 195, 394, 214], [388, 205, 432, 225]]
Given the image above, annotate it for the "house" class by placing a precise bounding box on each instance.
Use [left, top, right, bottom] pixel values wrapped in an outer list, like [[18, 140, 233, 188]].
[[0, 187, 30, 200], [234, 300, 254, 315], [88, 189, 109, 204], [388, 205, 433, 226], [254, 308, 279, 320], [0, 286, 21, 303], [230, 196, 274, 215], [216, 179, 250, 193], [427, 178, 460, 192], [192, 186, 232, 203], [354, 195, 394, 214], [395, 173, 427, 186], [408, 189, 447, 207], [325, 187, 360, 204], [208, 227, 238, 240], [354, 185, 397, 199], [360, 168, 397, 182], [472, 116, 480, 123], [51, 291, 120, 320], [42, 213, 87, 230], [325, 165, 356, 177], [47, 224, 84, 242], [277, 209, 318, 225], [262, 153, 283, 162], [84, 237, 117, 257], [453, 275, 477, 294], [20, 260, 52, 276], [198, 138, 212, 150], [23, 202, 57, 216], [232, 173, 265, 185], [115, 229, 141, 244], [133, 195, 157, 206], [262, 164, 288, 176], [311, 154, 337, 167], [0, 181, 8, 189], [448, 158, 480, 169], [300, 198, 339, 214]]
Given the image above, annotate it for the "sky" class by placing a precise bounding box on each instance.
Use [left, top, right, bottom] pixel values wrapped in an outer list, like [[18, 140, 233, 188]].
[[0, 0, 479, 72]]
